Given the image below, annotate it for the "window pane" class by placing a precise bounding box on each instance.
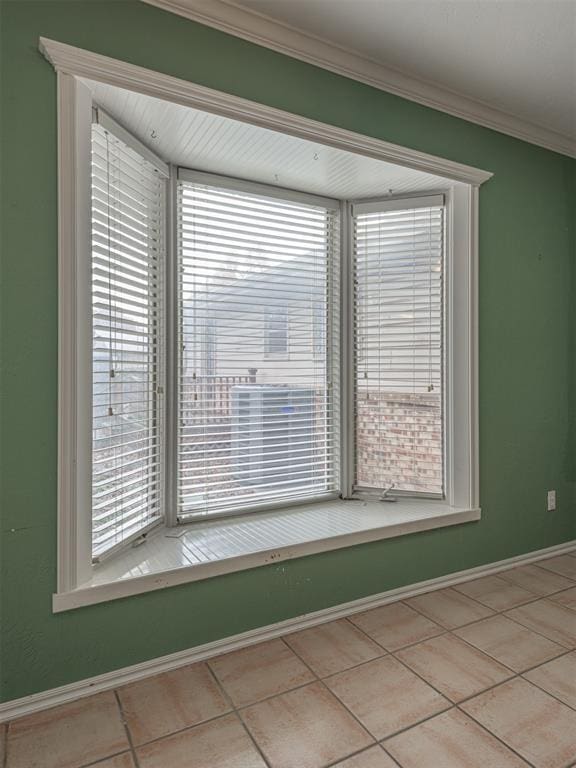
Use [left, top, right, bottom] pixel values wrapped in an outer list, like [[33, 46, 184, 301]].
[[177, 180, 339, 518], [264, 306, 289, 356], [353, 204, 444, 495], [91, 122, 165, 559]]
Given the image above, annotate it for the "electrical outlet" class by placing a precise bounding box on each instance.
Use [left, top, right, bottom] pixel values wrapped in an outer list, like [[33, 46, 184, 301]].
[[547, 490, 556, 512]]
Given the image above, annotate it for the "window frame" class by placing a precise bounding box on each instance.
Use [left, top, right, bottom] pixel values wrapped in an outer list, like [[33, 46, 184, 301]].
[[90, 107, 169, 563], [345, 194, 447, 501], [340, 186, 477, 510], [174, 169, 342, 521], [47, 40, 488, 597]]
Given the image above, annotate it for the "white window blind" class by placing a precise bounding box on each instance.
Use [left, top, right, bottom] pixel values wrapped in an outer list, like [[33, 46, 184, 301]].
[[352, 196, 445, 496], [177, 174, 340, 519], [91, 117, 167, 560]]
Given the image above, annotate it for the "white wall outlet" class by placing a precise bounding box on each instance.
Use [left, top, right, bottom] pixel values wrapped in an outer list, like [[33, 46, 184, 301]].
[[547, 490, 557, 512]]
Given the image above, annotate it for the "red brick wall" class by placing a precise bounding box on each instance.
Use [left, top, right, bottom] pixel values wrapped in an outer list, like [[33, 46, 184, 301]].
[[355, 391, 443, 494]]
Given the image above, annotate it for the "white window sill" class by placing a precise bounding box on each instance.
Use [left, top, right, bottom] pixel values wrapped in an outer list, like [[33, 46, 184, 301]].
[[53, 499, 481, 612]]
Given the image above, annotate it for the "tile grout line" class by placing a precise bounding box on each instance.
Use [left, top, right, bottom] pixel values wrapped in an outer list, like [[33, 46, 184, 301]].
[[105, 638, 574, 768], [379, 708, 540, 768], [115, 709, 243, 761], [502, 605, 576, 649], [379, 744, 405, 768], [343, 613, 448, 652], [518, 656, 576, 713], [78, 748, 140, 768], [204, 657, 275, 768], [12, 556, 576, 768], [397, 577, 576, 650], [128, 580, 575, 764], [397, 590, 499, 630], [454, 632, 573, 681], [275, 636, 382, 761], [339, 595, 576, 762], [341, 614, 463, 705], [113, 690, 142, 768], [271, 637, 385, 762], [324, 743, 404, 768], [497, 565, 576, 592], [296, 619, 472, 755], [452, 705, 540, 768]]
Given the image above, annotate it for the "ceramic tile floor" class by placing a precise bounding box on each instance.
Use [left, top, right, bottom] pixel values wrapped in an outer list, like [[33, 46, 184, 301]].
[[4, 552, 576, 768]]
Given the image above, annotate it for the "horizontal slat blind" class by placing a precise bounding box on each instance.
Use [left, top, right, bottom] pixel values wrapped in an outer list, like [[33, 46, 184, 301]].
[[177, 177, 340, 518], [91, 120, 166, 559], [353, 200, 444, 495]]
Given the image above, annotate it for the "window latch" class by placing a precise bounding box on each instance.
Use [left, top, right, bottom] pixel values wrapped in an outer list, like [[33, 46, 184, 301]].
[[379, 484, 397, 502]]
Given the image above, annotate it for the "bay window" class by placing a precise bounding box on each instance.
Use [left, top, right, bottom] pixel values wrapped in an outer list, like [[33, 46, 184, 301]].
[[46, 45, 485, 606]]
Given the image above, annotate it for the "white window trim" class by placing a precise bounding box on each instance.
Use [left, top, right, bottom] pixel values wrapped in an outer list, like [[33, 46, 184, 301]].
[[41, 37, 490, 606]]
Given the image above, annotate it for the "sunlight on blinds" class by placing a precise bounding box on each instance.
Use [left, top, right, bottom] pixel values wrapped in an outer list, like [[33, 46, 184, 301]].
[[353, 199, 444, 495], [91, 121, 166, 559], [177, 178, 340, 518]]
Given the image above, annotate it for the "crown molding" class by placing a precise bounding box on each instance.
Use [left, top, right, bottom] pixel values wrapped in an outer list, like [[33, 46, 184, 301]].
[[142, 0, 576, 159]]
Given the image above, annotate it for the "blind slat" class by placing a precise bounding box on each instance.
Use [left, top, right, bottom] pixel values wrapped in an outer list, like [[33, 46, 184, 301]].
[[353, 203, 444, 496], [178, 178, 339, 519], [91, 122, 165, 560]]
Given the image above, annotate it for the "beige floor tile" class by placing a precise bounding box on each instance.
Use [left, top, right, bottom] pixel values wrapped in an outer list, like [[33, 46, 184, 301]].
[[325, 655, 450, 739], [117, 662, 230, 745], [137, 713, 267, 768], [500, 564, 575, 596], [524, 651, 576, 709], [506, 599, 576, 648], [384, 708, 530, 768], [349, 602, 444, 651], [94, 755, 136, 768], [209, 638, 314, 708], [453, 575, 536, 610], [333, 745, 399, 767], [406, 588, 494, 629], [549, 586, 576, 611], [462, 678, 576, 768], [537, 555, 576, 580], [396, 633, 512, 702], [284, 619, 384, 677], [241, 681, 373, 768], [454, 614, 565, 672], [5, 691, 129, 768]]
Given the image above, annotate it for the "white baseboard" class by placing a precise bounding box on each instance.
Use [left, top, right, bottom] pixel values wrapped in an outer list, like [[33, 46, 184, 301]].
[[1, 539, 574, 723]]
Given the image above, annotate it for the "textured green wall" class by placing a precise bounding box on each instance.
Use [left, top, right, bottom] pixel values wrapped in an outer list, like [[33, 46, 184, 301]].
[[1, 0, 575, 703]]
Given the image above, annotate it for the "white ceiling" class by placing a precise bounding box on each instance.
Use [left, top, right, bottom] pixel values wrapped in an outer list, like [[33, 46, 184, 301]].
[[231, 0, 576, 142], [85, 80, 447, 199]]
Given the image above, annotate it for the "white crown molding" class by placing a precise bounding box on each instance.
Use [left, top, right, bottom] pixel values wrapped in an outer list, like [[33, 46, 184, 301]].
[[141, 0, 576, 159], [39, 37, 492, 186], [1, 538, 574, 722]]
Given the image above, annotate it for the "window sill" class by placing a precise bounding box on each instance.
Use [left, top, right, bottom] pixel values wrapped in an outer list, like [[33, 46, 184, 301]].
[[53, 499, 481, 612]]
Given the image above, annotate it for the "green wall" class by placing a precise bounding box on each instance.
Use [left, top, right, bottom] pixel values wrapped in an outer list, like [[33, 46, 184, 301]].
[[1, 0, 575, 703]]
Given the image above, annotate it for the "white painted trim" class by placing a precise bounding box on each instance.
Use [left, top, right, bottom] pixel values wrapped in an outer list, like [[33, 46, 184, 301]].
[[57, 74, 94, 592], [446, 183, 479, 511], [53, 504, 481, 612], [141, 0, 576, 159], [3, 539, 574, 723], [39, 37, 492, 186]]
